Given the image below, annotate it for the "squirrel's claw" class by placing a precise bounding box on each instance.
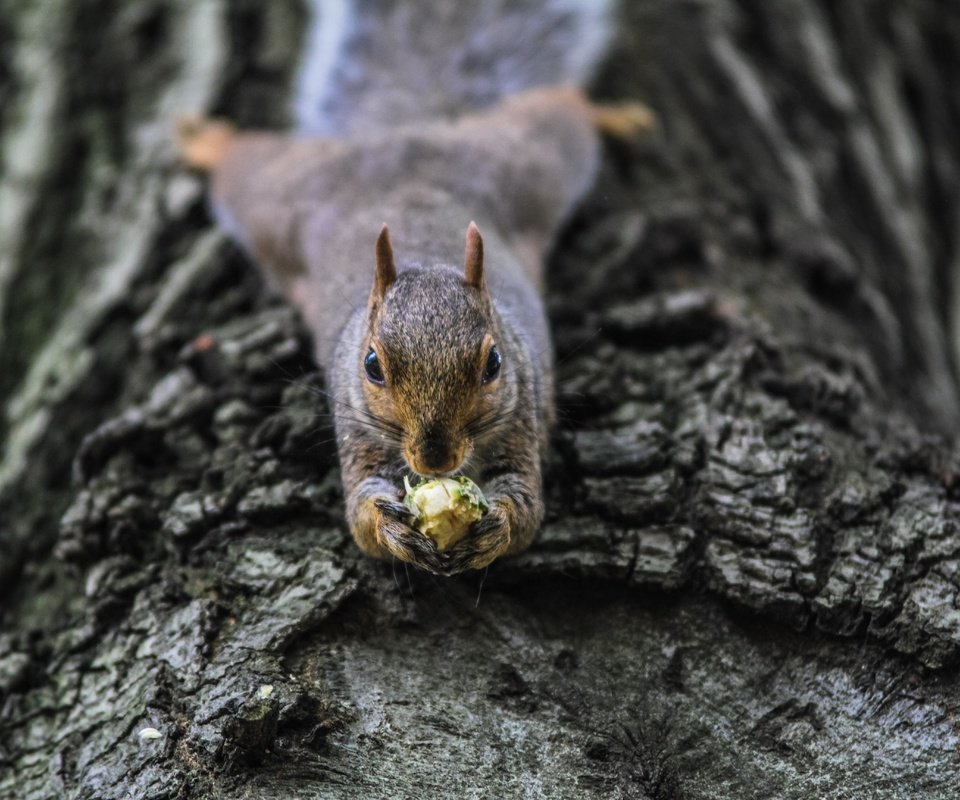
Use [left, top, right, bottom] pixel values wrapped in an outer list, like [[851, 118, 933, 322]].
[[374, 498, 446, 573], [373, 497, 510, 576], [373, 498, 416, 526], [442, 505, 512, 574]]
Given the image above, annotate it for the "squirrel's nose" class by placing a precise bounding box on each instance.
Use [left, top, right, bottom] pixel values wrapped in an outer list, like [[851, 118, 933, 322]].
[[407, 429, 463, 476], [421, 438, 451, 470]]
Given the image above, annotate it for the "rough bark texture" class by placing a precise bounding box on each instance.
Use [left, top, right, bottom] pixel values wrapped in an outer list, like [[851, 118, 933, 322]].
[[4, 1, 960, 798]]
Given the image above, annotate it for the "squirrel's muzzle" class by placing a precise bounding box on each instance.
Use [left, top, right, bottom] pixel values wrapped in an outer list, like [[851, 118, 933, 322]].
[[406, 427, 466, 476]]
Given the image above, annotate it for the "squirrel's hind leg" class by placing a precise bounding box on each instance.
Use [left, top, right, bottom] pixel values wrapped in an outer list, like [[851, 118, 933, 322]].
[[502, 85, 655, 141], [176, 117, 237, 171], [589, 100, 656, 140]]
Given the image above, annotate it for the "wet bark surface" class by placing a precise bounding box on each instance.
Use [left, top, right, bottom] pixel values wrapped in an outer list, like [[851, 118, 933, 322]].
[[3, 1, 960, 798]]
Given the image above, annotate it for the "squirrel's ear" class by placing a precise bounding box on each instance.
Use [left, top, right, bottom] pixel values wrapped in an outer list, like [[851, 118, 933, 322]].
[[464, 221, 484, 290], [373, 224, 397, 302]]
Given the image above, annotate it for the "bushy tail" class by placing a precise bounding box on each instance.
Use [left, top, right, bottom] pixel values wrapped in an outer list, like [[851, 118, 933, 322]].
[[295, 0, 612, 136]]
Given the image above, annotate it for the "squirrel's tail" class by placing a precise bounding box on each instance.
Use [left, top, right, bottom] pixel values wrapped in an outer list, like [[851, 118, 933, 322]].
[[294, 0, 613, 136]]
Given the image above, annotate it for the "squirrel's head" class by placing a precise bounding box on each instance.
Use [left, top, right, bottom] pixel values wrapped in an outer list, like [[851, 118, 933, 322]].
[[360, 223, 507, 477]]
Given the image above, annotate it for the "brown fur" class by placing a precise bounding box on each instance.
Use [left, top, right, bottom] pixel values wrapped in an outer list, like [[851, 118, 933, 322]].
[[179, 86, 649, 574]]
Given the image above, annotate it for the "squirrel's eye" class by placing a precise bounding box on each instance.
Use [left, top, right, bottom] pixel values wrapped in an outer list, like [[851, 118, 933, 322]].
[[482, 346, 501, 384], [364, 348, 385, 384]]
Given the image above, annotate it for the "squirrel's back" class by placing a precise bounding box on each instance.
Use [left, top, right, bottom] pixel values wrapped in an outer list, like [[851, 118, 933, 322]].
[[209, 86, 601, 370], [296, 0, 613, 135]]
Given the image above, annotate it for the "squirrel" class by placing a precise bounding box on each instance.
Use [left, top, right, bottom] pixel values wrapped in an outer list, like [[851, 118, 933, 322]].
[[177, 0, 652, 575]]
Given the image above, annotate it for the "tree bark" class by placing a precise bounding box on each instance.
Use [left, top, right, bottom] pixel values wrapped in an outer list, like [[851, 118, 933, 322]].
[[3, 1, 960, 798]]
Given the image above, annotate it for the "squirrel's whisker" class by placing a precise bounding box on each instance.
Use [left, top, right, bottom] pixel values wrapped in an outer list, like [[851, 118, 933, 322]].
[[304, 385, 406, 436]]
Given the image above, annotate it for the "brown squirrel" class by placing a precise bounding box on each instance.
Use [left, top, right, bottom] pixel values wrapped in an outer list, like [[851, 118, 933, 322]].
[[178, 1, 651, 575]]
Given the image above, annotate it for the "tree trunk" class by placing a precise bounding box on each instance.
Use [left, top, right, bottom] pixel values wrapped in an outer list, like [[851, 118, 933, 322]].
[[3, 1, 960, 797]]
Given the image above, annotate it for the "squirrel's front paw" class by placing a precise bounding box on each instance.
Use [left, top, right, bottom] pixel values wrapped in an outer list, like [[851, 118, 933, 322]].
[[443, 504, 512, 574], [373, 498, 446, 574]]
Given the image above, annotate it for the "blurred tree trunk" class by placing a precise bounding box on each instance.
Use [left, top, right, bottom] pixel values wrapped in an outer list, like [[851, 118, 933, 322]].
[[3, 1, 960, 798]]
